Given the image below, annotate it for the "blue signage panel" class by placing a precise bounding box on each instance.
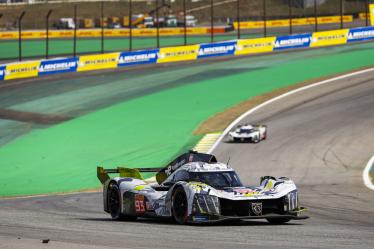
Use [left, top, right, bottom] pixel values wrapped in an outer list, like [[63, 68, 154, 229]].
[[347, 26, 374, 42], [274, 33, 312, 50], [197, 41, 237, 58], [38, 57, 78, 75], [118, 49, 159, 67], [0, 65, 6, 80]]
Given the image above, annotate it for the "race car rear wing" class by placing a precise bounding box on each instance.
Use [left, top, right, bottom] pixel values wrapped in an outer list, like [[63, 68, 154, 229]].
[[97, 166, 163, 184], [97, 150, 218, 185]]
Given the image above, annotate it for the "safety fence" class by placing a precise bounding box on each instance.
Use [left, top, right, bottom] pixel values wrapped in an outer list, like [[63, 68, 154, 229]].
[[0, 25, 373, 81], [0, 15, 356, 39], [0, 0, 373, 61], [0, 27, 229, 39]]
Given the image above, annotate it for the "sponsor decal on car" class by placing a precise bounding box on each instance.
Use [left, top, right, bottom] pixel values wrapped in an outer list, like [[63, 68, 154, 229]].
[[197, 41, 237, 58], [134, 194, 146, 214], [38, 58, 78, 75], [118, 49, 159, 67], [145, 201, 154, 211], [274, 33, 311, 50], [347, 27, 374, 42], [192, 215, 209, 222], [251, 203, 262, 216]]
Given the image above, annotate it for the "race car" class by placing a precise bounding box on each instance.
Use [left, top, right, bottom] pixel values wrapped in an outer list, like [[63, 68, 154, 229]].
[[97, 151, 308, 224], [228, 124, 267, 143]]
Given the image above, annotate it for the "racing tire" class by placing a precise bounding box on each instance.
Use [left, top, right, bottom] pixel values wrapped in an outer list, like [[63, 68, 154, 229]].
[[252, 137, 260, 143], [266, 218, 291, 224], [108, 183, 137, 221], [172, 186, 188, 225]]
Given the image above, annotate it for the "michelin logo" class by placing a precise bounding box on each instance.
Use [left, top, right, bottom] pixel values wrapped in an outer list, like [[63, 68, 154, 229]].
[[347, 27, 374, 42], [274, 37, 310, 48], [274, 34, 311, 50], [198, 45, 235, 56], [39, 58, 78, 75], [119, 53, 156, 63], [198, 42, 236, 58], [39, 61, 76, 72], [118, 50, 158, 66]]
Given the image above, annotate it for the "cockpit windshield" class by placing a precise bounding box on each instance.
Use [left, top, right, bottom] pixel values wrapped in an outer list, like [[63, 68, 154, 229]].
[[189, 171, 242, 189], [238, 128, 253, 134]]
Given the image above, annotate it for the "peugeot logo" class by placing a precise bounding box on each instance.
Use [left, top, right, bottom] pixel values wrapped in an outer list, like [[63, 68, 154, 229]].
[[251, 202, 262, 216]]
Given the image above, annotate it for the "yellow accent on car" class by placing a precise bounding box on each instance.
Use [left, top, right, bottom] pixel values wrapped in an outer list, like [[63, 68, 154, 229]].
[[134, 185, 146, 191], [118, 167, 143, 180]]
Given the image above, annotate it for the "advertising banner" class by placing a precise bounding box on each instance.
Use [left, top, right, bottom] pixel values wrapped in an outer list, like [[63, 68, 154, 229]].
[[77, 53, 120, 72], [233, 16, 352, 30], [347, 26, 374, 42], [0, 65, 6, 81], [118, 49, 159, 67], [370, 4, 374, 26], [0, 27, 213, 40], [197, 41, 237, 58], [157, 45, 199, 63], [4, 61, 40, 80], [274, 33, 311, 50], [39, 58, 78, 75], [0, 32, 18, 39], [310, 29, 349, 47], [235, 37, 276, 55]]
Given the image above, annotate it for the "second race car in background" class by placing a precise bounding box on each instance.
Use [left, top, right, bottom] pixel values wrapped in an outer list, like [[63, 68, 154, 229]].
[[228, 124, 267, 143]]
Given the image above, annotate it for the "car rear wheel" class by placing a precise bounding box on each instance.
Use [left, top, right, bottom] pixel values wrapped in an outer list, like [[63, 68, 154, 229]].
[[108, 183, 137, 221], [172, 186, 188, 224], [266, 218, 290, 224]]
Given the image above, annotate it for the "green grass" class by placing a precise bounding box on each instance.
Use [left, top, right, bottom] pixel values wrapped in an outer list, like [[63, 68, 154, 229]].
[[0, 42, 373, 196]]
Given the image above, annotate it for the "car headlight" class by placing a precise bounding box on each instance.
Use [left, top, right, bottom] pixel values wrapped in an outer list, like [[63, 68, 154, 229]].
[[192, 194, 220, 215], [283, 190, 298, 212]]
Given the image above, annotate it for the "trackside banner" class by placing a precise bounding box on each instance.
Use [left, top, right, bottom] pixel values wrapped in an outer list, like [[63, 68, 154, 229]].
[[274, 33, 311, 50], [197, 41, 237, 58], [1, 26, 372, 81], [118, 49, 159, 67], [4, 61, 40, 80], [235, 37, 276, 55], [347, 26, 374, 42], [39, 58, 78, 75], [157, 45, 199, 63], [0, 65, 5, 81], [77, 53, 120, 72], [310, 29, 349, 47]]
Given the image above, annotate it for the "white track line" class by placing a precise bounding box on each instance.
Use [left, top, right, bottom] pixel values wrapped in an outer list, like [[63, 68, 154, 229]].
[[207, 67, 374, 190], [363, 155, 374, 190]]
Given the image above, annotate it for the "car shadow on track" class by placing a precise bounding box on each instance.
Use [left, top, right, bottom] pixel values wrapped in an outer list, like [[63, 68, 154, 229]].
[[78, 217, 302, 227]]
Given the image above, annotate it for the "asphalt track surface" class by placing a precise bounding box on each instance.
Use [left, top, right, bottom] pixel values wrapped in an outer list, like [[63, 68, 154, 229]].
[[1, 70, 374, 248]]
